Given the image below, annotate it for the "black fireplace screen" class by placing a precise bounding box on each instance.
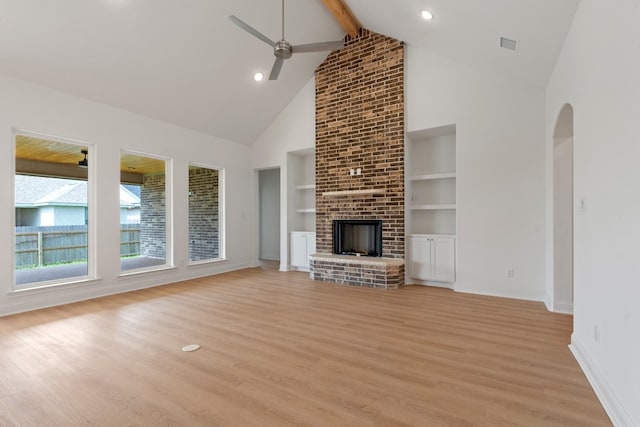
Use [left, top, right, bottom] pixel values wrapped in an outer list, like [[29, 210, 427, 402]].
[[333, 220, 383, 257]]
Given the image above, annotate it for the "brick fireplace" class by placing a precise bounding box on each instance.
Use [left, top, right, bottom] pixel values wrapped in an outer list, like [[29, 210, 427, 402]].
[[310, 29, 405, 289]]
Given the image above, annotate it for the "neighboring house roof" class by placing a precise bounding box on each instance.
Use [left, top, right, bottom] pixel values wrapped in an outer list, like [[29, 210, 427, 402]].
[[15, 175, 140, 208], [119, 185, 140, 208], [38, 181, 87, 205]]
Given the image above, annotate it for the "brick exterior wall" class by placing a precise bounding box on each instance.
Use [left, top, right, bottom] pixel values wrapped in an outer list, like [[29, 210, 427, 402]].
[[188, 167, 220, 261], [140, 173, 166, 259], [315, 29, 405, 259]]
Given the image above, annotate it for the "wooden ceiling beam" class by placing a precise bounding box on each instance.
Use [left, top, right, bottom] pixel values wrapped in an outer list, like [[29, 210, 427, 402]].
[[320, 0, 361, 38]]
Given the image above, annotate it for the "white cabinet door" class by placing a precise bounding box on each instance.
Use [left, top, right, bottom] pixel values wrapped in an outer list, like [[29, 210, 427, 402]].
[[291, 232, 316, 269], [291, 233, 308, 268], [431, 236, 455, 282], [409, 236, 432, 280], [409, 235, 455, 282]]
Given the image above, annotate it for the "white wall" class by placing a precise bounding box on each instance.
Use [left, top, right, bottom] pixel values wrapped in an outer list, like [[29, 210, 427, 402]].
[[0, 73, 252, 316], [553, 137, 573, 313], [406, 46, 546, 301], [251, 79, 316, 269], [546, 1, 640, 425], [258, 168, 280, 260]]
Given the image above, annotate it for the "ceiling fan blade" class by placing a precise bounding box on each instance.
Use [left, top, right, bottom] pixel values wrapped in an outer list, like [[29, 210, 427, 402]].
[[292, 40, 344, 53], [228, 15, 276, 47], [269, 57, 285, 80]]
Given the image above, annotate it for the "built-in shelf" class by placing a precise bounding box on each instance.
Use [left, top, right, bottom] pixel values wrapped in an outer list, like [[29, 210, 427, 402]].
[[410, 204, 457, 210], [296, 184, 316, 190], [407, 125, 457, 239], [409, 233, 457, 238], [410, 172, 456, 181], [322, 189, 385, 198], [289, 149, 316, 234]]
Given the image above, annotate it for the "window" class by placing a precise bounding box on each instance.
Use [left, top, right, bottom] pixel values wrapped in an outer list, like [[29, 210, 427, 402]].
[[14, 132, 94, 288], [188, 165, 224, 263], [120, 151, 171, 272]]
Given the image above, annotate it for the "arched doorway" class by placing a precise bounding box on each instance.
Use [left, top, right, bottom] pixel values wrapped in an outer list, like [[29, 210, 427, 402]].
[[553, 104, 574, 313]]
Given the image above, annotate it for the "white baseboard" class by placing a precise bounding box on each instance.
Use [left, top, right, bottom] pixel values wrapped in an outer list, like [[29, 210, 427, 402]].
[[279, 264, 289, 272], [570, 335, 635, 427], [407, 278, 453, 289], [453, 286, 545, 303]]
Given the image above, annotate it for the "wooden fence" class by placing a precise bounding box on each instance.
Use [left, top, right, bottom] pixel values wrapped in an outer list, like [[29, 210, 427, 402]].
[[15, 225, 140, 269]]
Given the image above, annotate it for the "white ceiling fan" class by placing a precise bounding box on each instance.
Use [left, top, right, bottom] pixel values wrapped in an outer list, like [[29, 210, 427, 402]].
[[229, 0, 344, 80]]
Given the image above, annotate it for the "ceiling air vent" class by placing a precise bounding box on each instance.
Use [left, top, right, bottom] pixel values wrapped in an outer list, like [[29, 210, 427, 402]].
[[500, 36, 519, 52]]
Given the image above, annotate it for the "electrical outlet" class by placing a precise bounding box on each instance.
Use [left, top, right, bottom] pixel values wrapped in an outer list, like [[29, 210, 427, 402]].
[[580, 198, 587, 212], [506, 268, 514, 278], [594, 325, 600, 342], [349, 168, 355, 176], [356, 167, 362, 175]]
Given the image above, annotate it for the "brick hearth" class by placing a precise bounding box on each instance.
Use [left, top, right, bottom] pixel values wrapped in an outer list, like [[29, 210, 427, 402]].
[[310, 254, 404, 290]]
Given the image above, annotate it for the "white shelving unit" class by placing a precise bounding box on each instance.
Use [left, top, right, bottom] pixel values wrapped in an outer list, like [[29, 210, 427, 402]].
[[287, 148, 316, 271], [296, 184, 316, 190], [406, 124, 457, 285], [287, 149, 316, 233], [410, 204, 456, 210], [407, 124, 457, 235], [295, 184, 316, 213], [295, 184, 316, 214], [409, 172, 456, 181], [295, 208, 316, 213]]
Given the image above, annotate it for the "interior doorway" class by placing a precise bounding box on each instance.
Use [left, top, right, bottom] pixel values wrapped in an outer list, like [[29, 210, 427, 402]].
[[553, 104, 574, 313], [258, 168, 281, 262]]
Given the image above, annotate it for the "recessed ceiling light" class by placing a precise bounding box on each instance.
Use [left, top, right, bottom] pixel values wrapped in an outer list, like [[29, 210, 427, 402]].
[[254, 72, 264, 82], [420, 9, 433, 20]]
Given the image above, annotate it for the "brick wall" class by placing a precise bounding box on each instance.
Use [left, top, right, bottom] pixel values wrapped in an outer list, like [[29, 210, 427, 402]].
[[188, 167, 219, 261], [315, 29, 405, 259], [140, 173, 166, 259]]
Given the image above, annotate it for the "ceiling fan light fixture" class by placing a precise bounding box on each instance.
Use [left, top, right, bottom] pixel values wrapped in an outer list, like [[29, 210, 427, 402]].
[[421, 9, 434, 21], [228, 0, 344, 81]]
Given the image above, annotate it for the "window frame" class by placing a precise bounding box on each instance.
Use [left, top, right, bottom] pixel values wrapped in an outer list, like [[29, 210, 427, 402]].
[[12, 129, 97, 291], [188, 162, 225, 265], [119, 149, 174, 276]]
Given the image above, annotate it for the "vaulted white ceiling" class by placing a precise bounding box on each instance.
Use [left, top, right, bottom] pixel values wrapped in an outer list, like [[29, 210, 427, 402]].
[[0, 0, 579, 145]]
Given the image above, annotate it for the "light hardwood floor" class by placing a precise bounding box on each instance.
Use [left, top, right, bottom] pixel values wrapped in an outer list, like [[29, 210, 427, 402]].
[[0, 267, 611, 426]]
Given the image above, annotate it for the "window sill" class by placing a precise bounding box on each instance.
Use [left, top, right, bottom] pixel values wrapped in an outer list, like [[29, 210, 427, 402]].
[[118, 265, 176, 278], [8, 276, 101, 298], [188, 258, 227, 267]]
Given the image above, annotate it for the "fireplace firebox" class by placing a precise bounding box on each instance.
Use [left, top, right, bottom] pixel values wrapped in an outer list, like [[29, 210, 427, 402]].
[[333, 220, 383, 257]]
